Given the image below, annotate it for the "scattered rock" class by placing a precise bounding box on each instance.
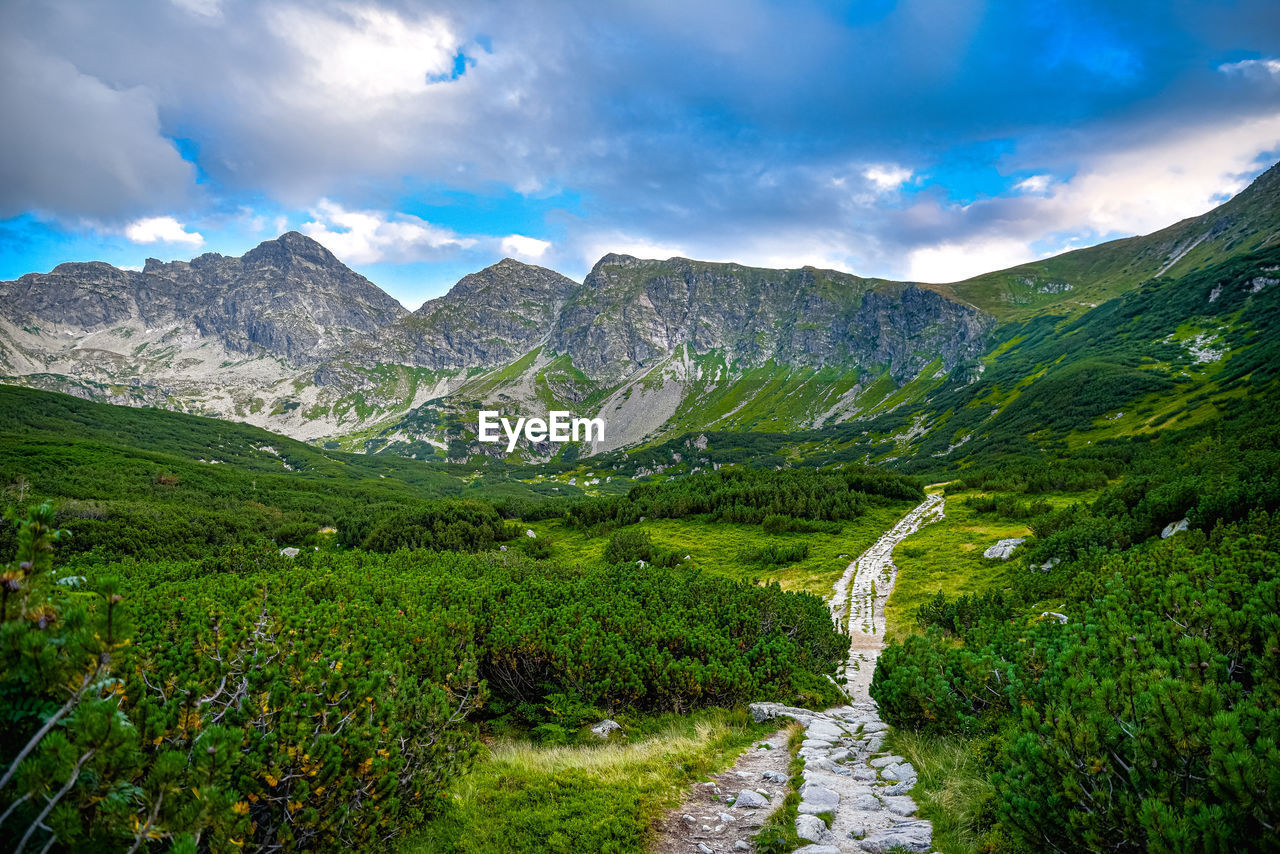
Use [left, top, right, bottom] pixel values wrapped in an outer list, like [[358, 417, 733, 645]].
[[279, 547, 300, 557], [735, 842, 750, 851], [1040, 611, 1069, 624], [732, 790, 769, 808], [698, 844, 713, 854], [762, 770, 788, 783], [590, 719, 622, 739], [1161, 518, 1189, 539], [794, 845, 842, 854], [983, 537, 1025, 559], [796, 813, 829, 842], [882, 779, 916, 795], [525, 529, 537, 538]]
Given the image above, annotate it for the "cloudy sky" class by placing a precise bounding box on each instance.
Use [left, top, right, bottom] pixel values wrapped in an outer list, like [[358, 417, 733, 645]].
[[2, 0, 1279, 308]]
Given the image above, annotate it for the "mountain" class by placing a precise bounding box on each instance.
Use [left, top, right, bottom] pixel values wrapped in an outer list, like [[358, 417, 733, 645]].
[[1, 162, 1278, 458], [928, 161, 1280, 321], [0, 236, 995, 453]]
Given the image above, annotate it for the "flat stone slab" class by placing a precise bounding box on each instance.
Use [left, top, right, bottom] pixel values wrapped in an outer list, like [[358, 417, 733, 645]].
[[859, 819, 933, 852], [881, 762, 916, 780], [795, 846, 842, 854], [806, 721, 846, 741], [869, 754, 905, 768], [797, 784, 840, 815], [882, 795, 918, 816], [847, 793, 882, 811]]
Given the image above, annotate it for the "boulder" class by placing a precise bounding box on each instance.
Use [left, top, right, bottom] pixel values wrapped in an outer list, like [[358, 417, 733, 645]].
[[589, 719, 622, 739], [796, 813, 828, 842], [983, 538, 1025, 559], [1161, 518, 1189, 539], [732, 790, 769, 808]]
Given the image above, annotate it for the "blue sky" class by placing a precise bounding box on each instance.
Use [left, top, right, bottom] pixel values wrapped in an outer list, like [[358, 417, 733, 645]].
[[2, 0, 1279, 309]]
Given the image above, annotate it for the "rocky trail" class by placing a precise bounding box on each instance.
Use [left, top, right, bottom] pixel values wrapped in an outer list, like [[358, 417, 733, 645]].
[[659, 493, 946, 854]]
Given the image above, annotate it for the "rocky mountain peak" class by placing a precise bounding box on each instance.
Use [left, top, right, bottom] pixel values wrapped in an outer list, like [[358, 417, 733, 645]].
[[241, 231, 342, 270]]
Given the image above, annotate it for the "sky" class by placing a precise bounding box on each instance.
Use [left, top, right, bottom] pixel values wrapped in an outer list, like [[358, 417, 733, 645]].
[[2, 1, 1279, 310]]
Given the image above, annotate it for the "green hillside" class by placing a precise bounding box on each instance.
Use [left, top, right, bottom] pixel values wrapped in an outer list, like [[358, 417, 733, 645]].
[[928, 161, 1280, 321]]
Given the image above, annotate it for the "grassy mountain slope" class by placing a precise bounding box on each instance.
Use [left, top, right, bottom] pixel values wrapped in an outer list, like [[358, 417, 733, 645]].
[[927, 161, 1280, 321]]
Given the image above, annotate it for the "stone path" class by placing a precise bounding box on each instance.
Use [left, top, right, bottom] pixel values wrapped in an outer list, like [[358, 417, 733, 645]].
[[650, 729, 794, 854], [659, 493, 946, 854]]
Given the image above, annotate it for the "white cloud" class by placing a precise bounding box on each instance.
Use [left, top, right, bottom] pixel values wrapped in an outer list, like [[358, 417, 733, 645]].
[[500, 234, 551, 260], [577, 234, 691, 268], [1014, 174, 1053, 194], [301, 200, 475, 264], [1218, 58, 1280, 79], [863, 164, 913, 192], [170, 0, 222, 19], [907, 236, 1037, 283], [267, 6, 459, 104], [125, 216, 205, 245]]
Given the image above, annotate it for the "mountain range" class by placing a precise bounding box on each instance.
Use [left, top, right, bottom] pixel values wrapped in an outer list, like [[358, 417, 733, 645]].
[[2, 162, 1278, 460]]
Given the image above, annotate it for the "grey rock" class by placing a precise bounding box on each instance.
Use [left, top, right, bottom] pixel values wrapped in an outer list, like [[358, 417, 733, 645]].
[[882, 779, 916, 795], [698, 844, 713, 854], [847, 793, 883, 811], [797, 784, 839, 814], [882, 795, 918, 816], [794, 846, 842, 854], [1161, 518, 1189, 539], [732, 790, 769, 808], [882, 762, 917, 780], [983, 538, 1026, 559], [796, 813, 829, 842], [858, 819, 933, 852], [735, 843, 750, 851], [761, 770, 788, 783], [279, 547, 300, 558], [869, 755, 905, 768], [590, 719, 622, 738]]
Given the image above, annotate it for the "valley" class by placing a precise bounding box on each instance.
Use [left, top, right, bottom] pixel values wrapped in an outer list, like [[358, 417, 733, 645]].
[[2, 166, 1279, 854]]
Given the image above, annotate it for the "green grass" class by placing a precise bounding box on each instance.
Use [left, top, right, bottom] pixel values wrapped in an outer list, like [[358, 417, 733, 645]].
[[527, 500, 914, 597], [403, 709, 770, 854], [884, 488, 1089, 640], [883, 490, 1030, 640], [885, 730, 996, 854]]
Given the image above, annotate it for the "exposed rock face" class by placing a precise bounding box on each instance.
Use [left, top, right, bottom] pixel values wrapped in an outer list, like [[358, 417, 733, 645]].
[[1, 232, 407, 365], [388, 258, 579, 368], [0, 236, 994, 450], [550, 255, 992, 384]]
